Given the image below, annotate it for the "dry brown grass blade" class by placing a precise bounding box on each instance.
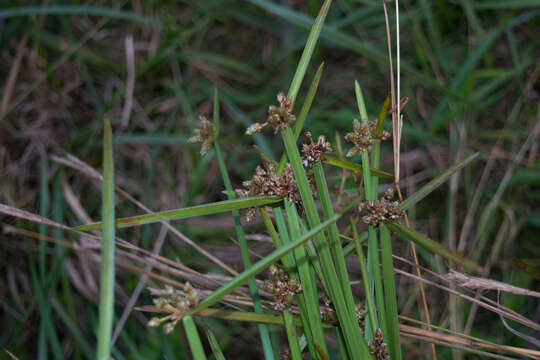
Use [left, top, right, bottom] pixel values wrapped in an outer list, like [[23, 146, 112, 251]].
[[121, 35, 135, 129], [443, 270, 540, 298]]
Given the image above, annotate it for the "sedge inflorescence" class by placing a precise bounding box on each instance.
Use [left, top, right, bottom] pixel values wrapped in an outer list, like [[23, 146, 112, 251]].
[[359, 188, 404, 227], [264, 265, 302, 311], [344, 118, 390, 157], [246, 92, 296, 135], [368, 329, 389, 360], [301, 131, 332, 167], [235, 162, 308, 222], [146, 283, 201, 334], [188, 115, 215, 155]]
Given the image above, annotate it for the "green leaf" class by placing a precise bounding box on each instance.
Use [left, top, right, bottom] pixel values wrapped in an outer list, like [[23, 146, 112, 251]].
[[324, 155, 394, 179], [73, 196, 282, 231], [183, 316, 207, 360], [386, 222, 482, 274], [399, 153, 479, 210], [96, 119, 116, 360]]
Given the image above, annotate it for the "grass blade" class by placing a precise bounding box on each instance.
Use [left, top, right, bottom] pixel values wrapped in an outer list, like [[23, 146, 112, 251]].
[[380, 224, 402, 360], [204, 327, 225, 360], [283, 310, 303, 360], [323, 155, 394, 179], [386, 222, 482, 274], [73, 196, 282, 231], [96, 119, 115, 360], [399, 153, 479, 210], [283, 0, 331, 105], [182, 316, 207, 360]]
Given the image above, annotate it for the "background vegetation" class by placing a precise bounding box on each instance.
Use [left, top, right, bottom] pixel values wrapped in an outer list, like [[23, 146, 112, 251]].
[[0, 0, 539, 359]]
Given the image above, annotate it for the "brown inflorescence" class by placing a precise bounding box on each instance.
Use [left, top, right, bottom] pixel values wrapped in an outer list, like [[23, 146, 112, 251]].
[[368, 329, 389, 360], [344, 118, 390, 157], [265, 265, 302, 311], [188, 115, 215, 155], [359, 188, 404, 227], [146, 283, 201, 334], [235, 162, 308, 222], [301, 131, 332, 167], [246, 92, 296, 135]]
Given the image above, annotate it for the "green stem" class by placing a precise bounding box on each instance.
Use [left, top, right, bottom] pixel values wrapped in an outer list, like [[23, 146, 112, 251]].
[[283, 310, 303, 360], [182, 316, 207, 360]]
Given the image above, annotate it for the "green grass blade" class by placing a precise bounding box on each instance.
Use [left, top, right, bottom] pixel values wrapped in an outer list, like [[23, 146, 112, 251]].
[[182, 316, 207, 360], [352, 221, 378, 336], [277, 62, 324, 174], [399, 153, 479, 210], [283, 310, 303, 360], [285, 200, 327, 357], [281, 127, 370, 359], [204, 327, 225, 360], [354, 80, 368, 122], [73, 196, 282, 231], [96, 119, 116, 360], [283, 0, 331, 105], [323, 156, 394, 179], [213, 87, 276, 360], [380, 224, 402, 360], [312, 162, 356, 315], [189, 214, 341, 315], [385, 222, 482, 274]]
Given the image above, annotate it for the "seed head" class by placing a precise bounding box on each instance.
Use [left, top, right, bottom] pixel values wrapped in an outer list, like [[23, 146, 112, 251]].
[[345, 118, 391, 157], [265, 265, 302, 312], [245, 92, 296, 135], [188, 115, 215, 155], [359, 188, 404, 226], [368, 329, 389, 360], [301, 132, 333, 167]]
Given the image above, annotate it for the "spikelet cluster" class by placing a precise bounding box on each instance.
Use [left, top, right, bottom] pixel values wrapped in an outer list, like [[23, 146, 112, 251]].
[[235, 162, 306, 221], [359, 188, 404, 227], [345, 119, 390, 157], [246, 92, 296, 135], [264, 265, 302, 311], [146, 283, 201, 334], [368, 329, 389, 360], [188, 115, 215, 155], [301, 131, 332, 167]]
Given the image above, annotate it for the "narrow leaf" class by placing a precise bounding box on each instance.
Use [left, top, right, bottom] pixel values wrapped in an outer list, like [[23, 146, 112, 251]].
[[96, 119, 115, 360], [324, 156, 394, 179], [73, 196, 282, 231]]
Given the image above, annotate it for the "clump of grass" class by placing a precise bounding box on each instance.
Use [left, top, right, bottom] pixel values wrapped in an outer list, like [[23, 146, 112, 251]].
[[2, 0, 540, 359]]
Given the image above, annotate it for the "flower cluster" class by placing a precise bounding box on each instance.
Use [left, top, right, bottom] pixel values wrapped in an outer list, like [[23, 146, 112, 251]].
[[344, 119, 390, 157], [368, 329, 389, 360], [301, 131, 332, 167], [359, 188, 404, 227], [235, 162, 305, 222], [265, 265, 302, 311], [188, 115, 215, 155], [147, 283, 201, 334], [320, 298, 338, 325], [246, 92, 296, 135]]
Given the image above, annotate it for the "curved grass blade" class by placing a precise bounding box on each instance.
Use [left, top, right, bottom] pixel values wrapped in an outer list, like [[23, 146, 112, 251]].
[[182, 316, 207, 360], [96, 119, 115, 360], [385, 222, 482, 274], [204, 327, 225, 360], [399, 153, 479, 210], [324, 155, 394, 179], [73, 196, 282, 231]]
